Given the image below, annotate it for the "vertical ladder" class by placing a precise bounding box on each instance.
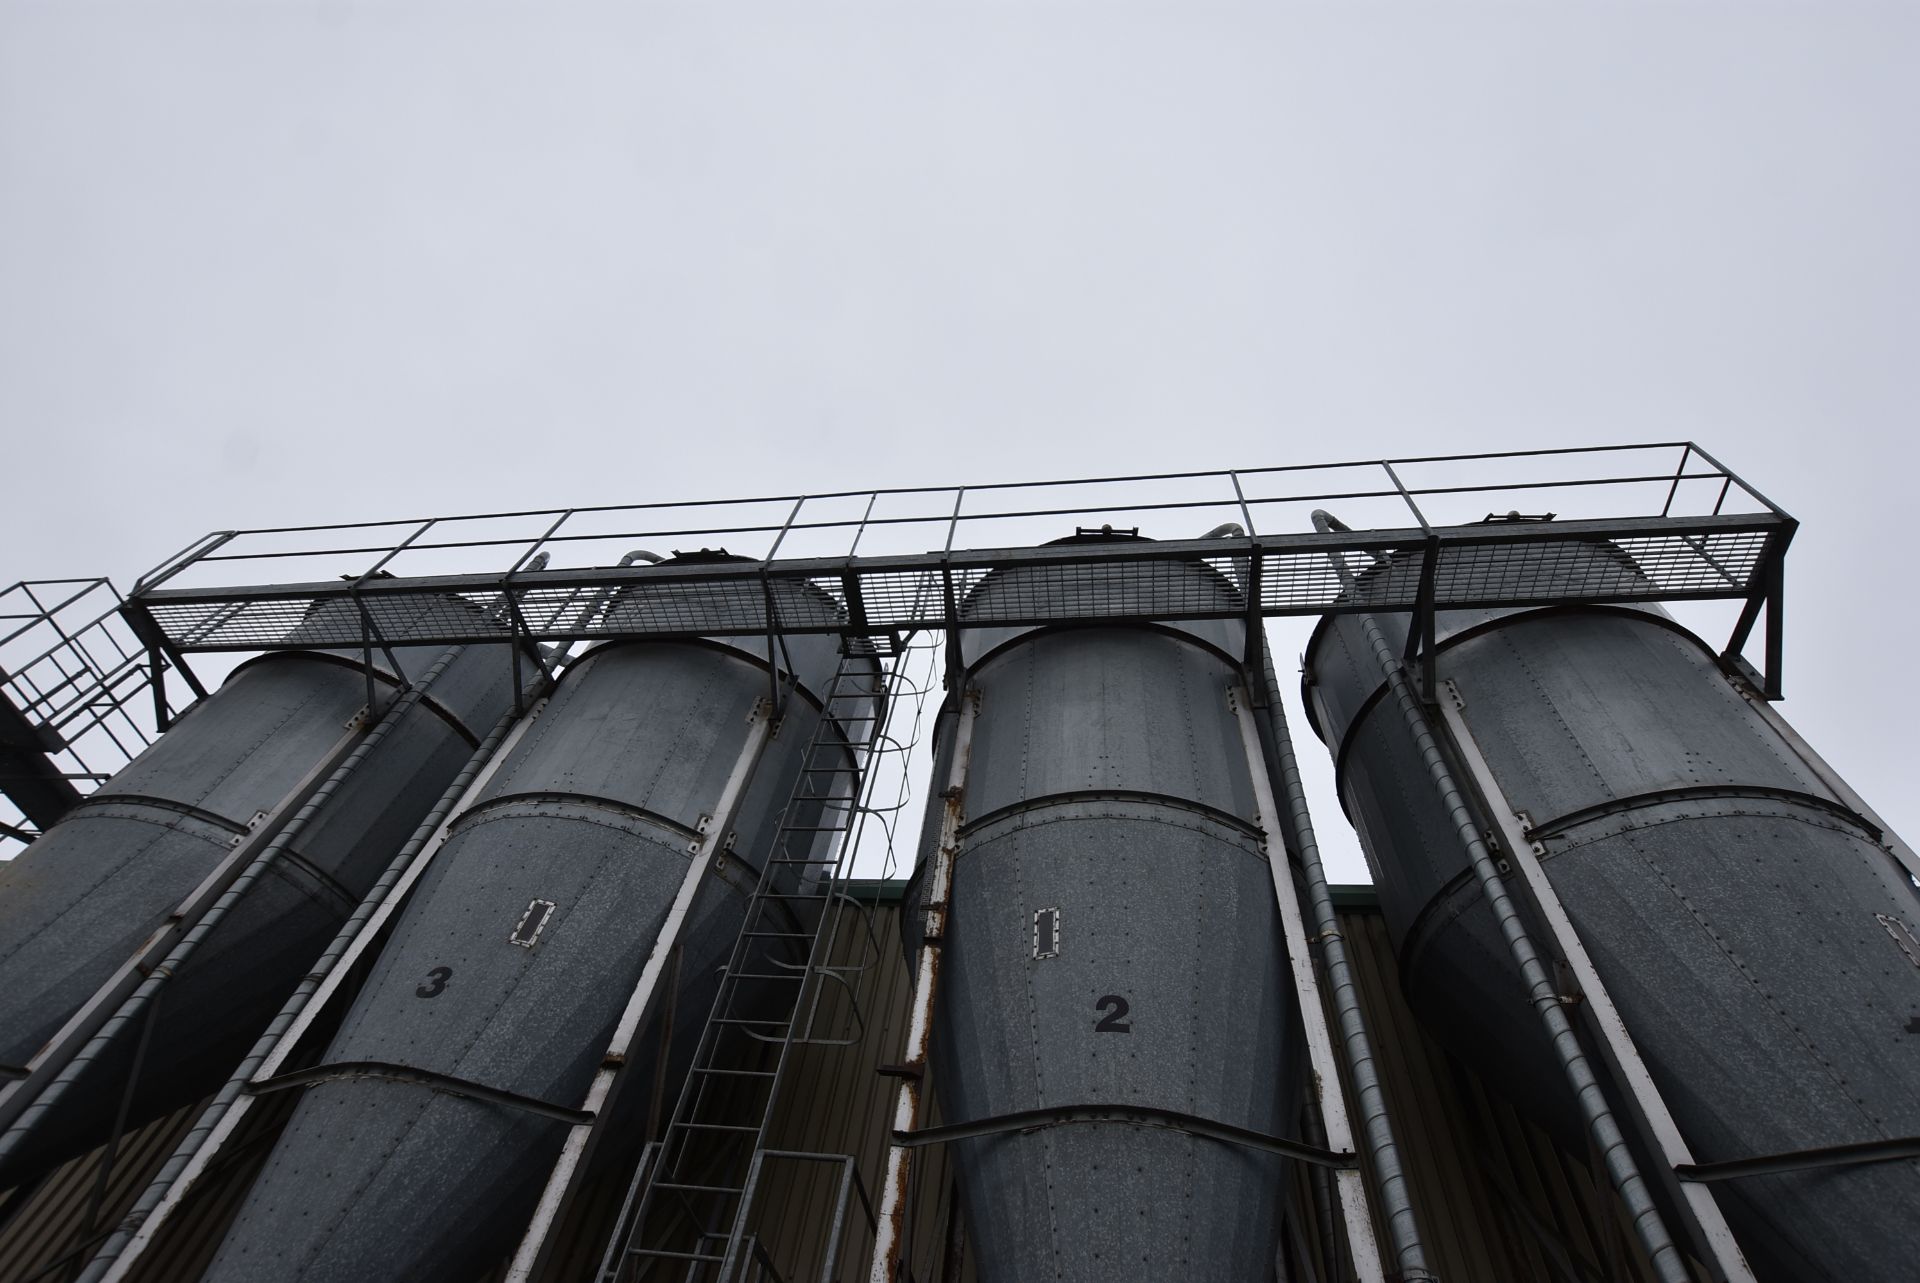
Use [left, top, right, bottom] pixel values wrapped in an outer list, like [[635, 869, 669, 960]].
[[601, 640, 890, 1283]]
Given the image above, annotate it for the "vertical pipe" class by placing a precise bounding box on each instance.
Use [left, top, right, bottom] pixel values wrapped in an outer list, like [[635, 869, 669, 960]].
[[1248, 633, 1434, 1281], [81, 689, 540, 1283], [1309, 510, 1691, 1283], [1231, 689, 1385, 1282], [1299, 1101, 1343, 1282]]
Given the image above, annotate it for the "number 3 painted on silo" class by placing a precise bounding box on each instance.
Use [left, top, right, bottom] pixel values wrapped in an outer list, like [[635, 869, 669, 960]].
[[1094, 994, 1131, 1032]]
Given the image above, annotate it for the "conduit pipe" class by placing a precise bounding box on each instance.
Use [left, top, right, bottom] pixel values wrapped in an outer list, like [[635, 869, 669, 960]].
[[1248, 635, 1434, 1281], [1309, 508, 1689, 1283], [1199, 519, 1432, 1279]]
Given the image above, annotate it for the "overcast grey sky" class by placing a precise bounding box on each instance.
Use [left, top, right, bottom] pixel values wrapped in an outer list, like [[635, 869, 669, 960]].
[[2, 0, 1915, 880]]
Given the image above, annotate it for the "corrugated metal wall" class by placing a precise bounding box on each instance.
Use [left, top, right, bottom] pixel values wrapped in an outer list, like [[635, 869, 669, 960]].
[[1, 887, 1712, 1283], [749, 885, 967, 1283], [724, 889, 1706, 1283], [1327, 897, 1709, 1283], [0, 1085, 300, 1283]]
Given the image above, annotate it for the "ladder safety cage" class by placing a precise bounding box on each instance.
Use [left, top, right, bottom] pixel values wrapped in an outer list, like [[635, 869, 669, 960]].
[[590, 635, 905, 1283]]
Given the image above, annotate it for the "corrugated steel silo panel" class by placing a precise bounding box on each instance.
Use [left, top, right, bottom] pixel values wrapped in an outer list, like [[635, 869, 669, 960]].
[[917, 542, 1301, 1283], [0, 613, 525, 1184], [201, 575, 858, 1283], [1306, 544, 1920, 1283]]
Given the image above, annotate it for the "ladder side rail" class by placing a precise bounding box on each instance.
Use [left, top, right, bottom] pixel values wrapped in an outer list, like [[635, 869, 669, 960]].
[[619, 646, 890, 1279], [713, 659, 897, 1278]]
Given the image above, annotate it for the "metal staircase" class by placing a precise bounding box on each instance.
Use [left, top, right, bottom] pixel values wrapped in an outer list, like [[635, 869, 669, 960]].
[[599, 639, 894, 1283]]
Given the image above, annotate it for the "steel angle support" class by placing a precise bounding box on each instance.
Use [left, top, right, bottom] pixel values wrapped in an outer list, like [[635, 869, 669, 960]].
[[119, 600, 207, 704], [348, 584, 398, 716], [505, 697, 779, 1283], [842, 572, 872, 639], [939, 562, 964, 696], [761, 568, 793, 721], [1241, 546, 1266, 674], [86, 694, 549, 1283], [1433, 681, 1758, 1283], [1721, 522, 1796, 701], [1229, 684, 1388, 1283], [0, 714, 367, 1143], [869, 686, 979, 1283], [1760, 532, 1788, 699], [143, 645, 170, 734], [1405, 536, 1439, 702]]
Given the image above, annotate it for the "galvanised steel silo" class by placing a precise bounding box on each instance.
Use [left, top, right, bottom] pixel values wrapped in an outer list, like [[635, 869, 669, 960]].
[[911, 533, 1299, 1283], [0, 598, 525, 1186], [1305, 538, 1920, 1283], [200, 560, 870, 1283]]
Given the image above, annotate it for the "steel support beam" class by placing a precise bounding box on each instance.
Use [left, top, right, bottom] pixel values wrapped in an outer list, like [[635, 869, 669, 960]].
[[868, 688, 979, 1283]]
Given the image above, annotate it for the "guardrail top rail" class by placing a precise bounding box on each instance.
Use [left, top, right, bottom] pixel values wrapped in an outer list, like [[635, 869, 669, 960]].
[[118, 442, 1795, 690]]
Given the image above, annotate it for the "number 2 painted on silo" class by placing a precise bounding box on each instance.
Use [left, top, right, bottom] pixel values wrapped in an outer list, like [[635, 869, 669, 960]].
[[1094, 994, 1131, 1033]]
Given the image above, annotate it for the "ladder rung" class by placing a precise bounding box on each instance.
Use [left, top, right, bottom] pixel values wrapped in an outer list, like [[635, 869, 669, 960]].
[[628, 1247, 725, 1263], [606, 656, 889, 1281], [711, 1017, 791, 1028]]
